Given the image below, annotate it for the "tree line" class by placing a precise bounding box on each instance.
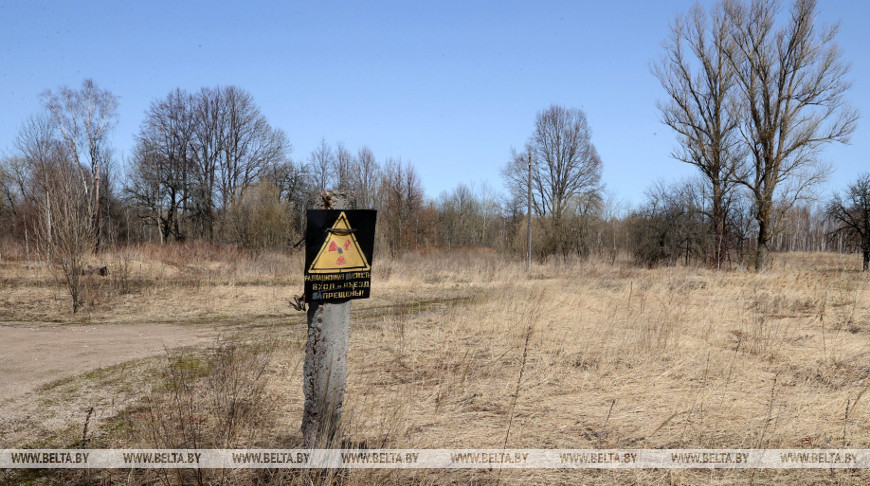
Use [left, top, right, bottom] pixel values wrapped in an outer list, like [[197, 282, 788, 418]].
[[2, 0, 869, 312], [0, 80, 506, 261]]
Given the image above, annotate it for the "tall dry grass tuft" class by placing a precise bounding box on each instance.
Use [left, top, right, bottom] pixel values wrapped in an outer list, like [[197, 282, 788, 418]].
[[108, 245, 135, 295], [114, 335, 279, 486]]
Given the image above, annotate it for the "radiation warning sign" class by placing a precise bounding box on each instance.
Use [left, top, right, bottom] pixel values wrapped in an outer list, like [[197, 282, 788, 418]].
[[304, 210, 376, 302]]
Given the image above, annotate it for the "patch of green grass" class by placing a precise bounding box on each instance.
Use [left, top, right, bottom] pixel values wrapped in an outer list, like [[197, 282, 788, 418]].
[[35, 359, 146, 394]]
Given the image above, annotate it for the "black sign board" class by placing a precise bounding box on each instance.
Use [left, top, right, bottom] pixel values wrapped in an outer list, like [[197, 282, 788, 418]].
[[304, 209, 376, 303]]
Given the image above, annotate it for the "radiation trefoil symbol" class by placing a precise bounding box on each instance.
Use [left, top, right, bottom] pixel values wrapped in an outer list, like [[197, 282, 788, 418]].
[[308, 212, 371, 273]]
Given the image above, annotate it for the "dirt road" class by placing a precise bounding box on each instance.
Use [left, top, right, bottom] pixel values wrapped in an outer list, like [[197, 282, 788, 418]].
[[0, 322, 222, 400]]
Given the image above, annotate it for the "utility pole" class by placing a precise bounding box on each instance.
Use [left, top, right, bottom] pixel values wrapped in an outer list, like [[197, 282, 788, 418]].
[[302, 190, 353, 448], [527, 151, 532, 273]]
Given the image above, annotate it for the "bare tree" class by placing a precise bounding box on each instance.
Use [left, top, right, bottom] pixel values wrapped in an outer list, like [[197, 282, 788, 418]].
[[351, 145, 380, 208], [263, 158, 312, 236], [0, 162, 15, 240], [333, 142, 354, 191], [217, 86, 290, 212], [128, 89, 196, 242], [126, 145, 165, 242], [38, 152, 97, 313], [437, 184, 479, 249], [435, 182, 503, 250], [12, 113, 98, 310], [308, 138, 334, 192], [654, 1, 743, 268], [503, 104, 602, 256], [724, 0, 858, 269], [40, 79, 118, 251], [827, 173, 870, 271], [0, 156, 28, 235], [126, 86, 290, 242], [188, 86, 224, 239], [380, 158, 424, 255], [12, 115, 66, 241], [15, 115, 59, 181], [180, 85, 291, 240], [40, 79, 118, 177], [630, 178, 711, 267]]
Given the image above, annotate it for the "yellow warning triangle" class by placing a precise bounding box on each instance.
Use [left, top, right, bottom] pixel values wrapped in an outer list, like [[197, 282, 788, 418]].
[[308, 212, 371, 273]]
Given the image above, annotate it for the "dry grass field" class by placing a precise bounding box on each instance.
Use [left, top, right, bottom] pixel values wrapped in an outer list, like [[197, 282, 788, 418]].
[[1, 244, 870, 484]]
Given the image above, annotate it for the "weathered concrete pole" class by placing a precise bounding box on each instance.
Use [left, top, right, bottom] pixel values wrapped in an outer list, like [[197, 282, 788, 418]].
[[302, 190, 353, 447]]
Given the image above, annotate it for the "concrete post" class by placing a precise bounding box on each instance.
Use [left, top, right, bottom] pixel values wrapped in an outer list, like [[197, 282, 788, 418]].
[[302, 190, 354, 447]]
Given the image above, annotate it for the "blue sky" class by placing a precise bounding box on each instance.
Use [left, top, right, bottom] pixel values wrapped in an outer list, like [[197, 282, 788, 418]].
[[1, 0, 867, 206]]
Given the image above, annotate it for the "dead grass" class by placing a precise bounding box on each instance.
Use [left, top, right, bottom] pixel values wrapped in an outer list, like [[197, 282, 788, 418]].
[[2, 246, 870, 484]]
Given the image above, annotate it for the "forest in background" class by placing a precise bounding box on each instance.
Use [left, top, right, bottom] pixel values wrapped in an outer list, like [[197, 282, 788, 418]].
[[0, 81, 864, 270], [2, 0, 869, 308]]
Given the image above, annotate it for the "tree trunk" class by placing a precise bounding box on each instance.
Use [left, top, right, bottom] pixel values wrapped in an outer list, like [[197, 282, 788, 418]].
[[712, 185, 726, 270], [863, 249, 869, 272], [756, 217, 770, 271]]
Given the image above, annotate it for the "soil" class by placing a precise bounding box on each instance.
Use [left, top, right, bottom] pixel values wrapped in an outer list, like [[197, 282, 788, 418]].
[[0, 322, 220, 400]]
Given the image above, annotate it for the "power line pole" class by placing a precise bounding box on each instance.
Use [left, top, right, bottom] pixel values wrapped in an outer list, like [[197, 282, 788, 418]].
[[527, 151, 532, 273]]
